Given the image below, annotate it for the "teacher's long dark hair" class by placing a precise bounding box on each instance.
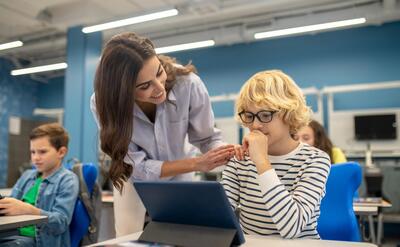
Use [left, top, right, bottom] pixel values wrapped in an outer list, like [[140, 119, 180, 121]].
[[94, 32, 196, 192]]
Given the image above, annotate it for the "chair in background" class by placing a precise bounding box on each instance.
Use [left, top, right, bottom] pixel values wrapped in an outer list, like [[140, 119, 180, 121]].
[[69, 163, 98, 247], [317, 162, 362, 241]]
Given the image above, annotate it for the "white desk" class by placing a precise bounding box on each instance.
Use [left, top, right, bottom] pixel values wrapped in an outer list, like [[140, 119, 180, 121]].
[[0, 215, 48, 239], [353, 199, 392, 245], [91, 231, 377, 247], [353, 199, 392, 209], [354, 205, 378, 216], [0, 188, 12, 197]]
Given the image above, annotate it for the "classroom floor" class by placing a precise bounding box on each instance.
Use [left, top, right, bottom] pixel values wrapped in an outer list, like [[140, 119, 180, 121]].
[[382, 238, 400, 247], [381, 223, 400, 247]]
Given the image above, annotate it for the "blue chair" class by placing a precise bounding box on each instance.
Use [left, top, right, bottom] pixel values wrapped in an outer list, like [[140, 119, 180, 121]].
[[317, 162, 362, 241], [69, 163, 98, 247]]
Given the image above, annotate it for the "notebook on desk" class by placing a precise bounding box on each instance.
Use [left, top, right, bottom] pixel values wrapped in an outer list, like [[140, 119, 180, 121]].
[[134, 181, 245, 247]]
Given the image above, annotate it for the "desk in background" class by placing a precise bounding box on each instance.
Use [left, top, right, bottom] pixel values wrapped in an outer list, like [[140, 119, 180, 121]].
[[0, 215, 48, 239], [0, 188, 12, 197], [353, 199, 392, 245], [90, 231, 377, 247]]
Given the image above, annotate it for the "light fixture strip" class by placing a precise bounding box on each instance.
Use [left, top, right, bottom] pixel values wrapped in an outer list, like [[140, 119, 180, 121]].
[[254, 18, 366, 39], [82, 9, 178, 33], [11, 63, 68, 76], [0, 40, 23, 51], [155, 40, 215, 54]]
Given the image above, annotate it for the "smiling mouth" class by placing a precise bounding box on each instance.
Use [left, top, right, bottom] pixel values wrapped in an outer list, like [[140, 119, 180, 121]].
[[151, 91, 164, 99]]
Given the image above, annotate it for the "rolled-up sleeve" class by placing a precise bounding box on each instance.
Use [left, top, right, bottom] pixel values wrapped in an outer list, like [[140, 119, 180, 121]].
[[187, 74, 225, 153], [124, 142, 164, 181]]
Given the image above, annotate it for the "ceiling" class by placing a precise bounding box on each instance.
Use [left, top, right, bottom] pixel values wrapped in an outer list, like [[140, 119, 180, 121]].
[[0, 0, 399, 81]]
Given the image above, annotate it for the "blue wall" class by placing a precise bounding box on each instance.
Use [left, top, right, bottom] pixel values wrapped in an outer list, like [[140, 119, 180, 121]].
[[64, 27, 102, 164], [2, 21, 399, 186], [29, 20, 400, 137], [0, 58, 38, 187], [170, 21, 400, 117], [35, 21, 400, 117], [37, 76, 65, 108]]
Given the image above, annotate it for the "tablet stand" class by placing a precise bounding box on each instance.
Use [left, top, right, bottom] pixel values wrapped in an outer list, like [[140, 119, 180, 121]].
[[139, 221, 237, 247]]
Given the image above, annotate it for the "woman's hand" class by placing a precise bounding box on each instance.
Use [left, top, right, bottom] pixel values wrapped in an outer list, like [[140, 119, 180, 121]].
[[194, 145, 235, 172], [242, 130, 272, 174], [0, 197, 40, 216], [233, 144, 246, 161]]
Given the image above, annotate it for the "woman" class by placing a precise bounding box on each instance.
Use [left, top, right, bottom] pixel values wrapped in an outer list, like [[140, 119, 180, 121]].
[[296, 120, 347, 164], [90, 32, 235, 234]]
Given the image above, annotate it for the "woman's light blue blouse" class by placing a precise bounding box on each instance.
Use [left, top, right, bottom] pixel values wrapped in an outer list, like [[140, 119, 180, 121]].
[[91, 72, 224, 181]]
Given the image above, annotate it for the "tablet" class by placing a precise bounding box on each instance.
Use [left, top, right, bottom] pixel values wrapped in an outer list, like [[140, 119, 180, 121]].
[[134, 181, 245, 246]]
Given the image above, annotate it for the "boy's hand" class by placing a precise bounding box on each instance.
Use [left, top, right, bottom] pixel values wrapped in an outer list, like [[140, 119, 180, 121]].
[[242, 130, 272, 174], [194, 145, 235, 172], [0, 197, 40, 216]]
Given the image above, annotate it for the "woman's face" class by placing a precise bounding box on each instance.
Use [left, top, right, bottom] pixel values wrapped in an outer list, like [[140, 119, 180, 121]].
[[135, 56, 167, 105], [296, 125, 315, 146]]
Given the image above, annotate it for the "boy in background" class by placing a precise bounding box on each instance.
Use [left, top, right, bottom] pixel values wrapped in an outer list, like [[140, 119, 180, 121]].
[[223, 70, 331, 239], [0, 123, 79, 247]]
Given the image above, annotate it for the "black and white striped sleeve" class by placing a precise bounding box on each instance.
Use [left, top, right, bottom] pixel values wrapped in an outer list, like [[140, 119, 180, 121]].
[[221, 159, 241, 210], [258, 153, 331, 238]]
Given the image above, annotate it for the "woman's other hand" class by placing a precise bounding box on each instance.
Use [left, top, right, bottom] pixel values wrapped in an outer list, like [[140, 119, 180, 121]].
[[194, 145, 235, 172], [234, 144, 246, 160]]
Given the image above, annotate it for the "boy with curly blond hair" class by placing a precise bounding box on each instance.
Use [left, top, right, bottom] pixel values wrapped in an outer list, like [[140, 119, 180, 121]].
[[223, 70, 331, 239]]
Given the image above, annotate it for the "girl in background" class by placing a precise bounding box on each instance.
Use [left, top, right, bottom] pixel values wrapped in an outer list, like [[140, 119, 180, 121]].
[[296, 120, 347, 164]]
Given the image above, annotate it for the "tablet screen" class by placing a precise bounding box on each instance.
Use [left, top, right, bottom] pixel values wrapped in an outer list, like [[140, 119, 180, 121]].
[[134, 181, 245, 245]]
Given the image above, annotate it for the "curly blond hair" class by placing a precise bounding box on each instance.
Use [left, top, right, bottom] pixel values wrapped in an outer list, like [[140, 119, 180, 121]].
[[235, 70, 312, 135]]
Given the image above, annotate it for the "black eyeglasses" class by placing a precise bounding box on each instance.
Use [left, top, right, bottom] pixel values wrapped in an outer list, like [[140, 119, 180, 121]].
[[238, 110, 278, 124]]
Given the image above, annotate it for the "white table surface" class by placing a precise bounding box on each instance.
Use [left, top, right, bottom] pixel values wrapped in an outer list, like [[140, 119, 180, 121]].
[[0, 188, 12, 197], [0, 215, 48, 231], [353, 199, 392, 208], [353, 206, 378, 215]]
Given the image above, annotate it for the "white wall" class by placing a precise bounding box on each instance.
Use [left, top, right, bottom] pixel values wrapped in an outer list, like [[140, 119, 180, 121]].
[[215, 117, 240, 144], [329, 108, 400, 154]]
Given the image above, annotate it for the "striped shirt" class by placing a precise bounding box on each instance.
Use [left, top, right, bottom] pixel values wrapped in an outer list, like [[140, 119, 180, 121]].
[[222, 142, 331, 239]]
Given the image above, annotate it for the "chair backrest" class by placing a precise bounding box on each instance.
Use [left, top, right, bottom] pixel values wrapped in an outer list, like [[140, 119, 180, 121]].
[[317, 162, 362, 241], [69, 163, 98, 247]]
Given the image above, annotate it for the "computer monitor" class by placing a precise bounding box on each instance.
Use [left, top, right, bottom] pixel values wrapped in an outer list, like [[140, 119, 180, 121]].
[[134, 181, 245, 246], [354, 114, 397, 140]]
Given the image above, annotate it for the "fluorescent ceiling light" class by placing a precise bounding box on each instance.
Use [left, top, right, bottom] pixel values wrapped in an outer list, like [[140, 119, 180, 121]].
[[155, 40, 215, 54], [11, 62, 68, 76], [82, 9, 178, 33], [0, 40, 23, 51], [254, 18, 366, 39]]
